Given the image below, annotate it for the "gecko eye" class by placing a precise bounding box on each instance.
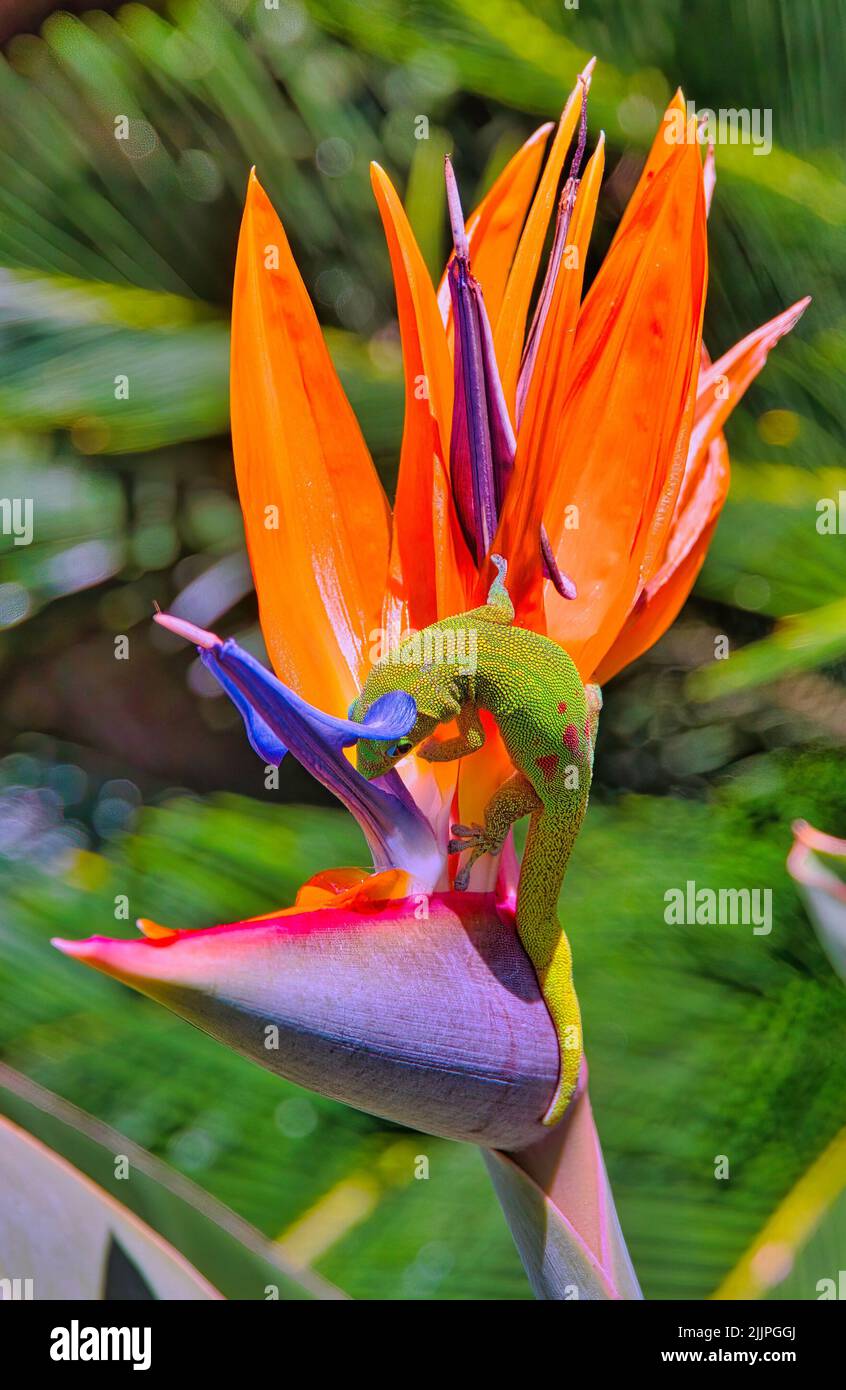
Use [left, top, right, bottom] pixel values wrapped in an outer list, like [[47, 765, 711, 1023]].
[[387, 738, 413, 758]]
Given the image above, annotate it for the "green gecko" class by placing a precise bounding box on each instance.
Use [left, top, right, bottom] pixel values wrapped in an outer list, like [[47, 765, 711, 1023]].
[[352, 554, 599, 1126]]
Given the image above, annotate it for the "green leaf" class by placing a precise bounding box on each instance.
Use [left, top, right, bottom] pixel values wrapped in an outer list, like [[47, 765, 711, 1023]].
[[0, 1106, 218, 1299], [0, 1065, 343, 1300], [690, 598, 846, 700], [713, 1126, 846, 1300]]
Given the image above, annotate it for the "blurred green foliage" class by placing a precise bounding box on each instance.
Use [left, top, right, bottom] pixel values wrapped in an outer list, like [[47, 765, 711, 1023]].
[[0, 0, 844, 1298]]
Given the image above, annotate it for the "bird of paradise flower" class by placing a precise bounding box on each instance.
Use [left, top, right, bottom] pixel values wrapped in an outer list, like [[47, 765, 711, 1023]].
[[54, 64, 808, 1300]]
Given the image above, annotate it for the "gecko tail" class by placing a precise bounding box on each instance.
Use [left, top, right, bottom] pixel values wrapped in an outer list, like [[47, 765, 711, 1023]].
[[515, 800, 588, 1127], [538, 930, 582, 1125]]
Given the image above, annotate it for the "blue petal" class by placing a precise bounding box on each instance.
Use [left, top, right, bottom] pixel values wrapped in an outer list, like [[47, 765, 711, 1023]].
[[199, 639, 440, 887], [200, 650, 288, 765], [359, 691, 417, 741]]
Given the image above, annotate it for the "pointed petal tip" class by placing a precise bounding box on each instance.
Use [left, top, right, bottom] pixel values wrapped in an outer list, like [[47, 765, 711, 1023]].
[[245, 166, 268, 206], [762, 295, 812, 348], [137, 917, 179, 940], [51, 936, 98, 960], [580, 55, 597, 83], [528, 121, 556, 145], [153, 611, 221, 649], [444, 155, 469, 259], [792, 820, 846, 856], [369, 161, 403, 207], [368, 161, 386, 197]]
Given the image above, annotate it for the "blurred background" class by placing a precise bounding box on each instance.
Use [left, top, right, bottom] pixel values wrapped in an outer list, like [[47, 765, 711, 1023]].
[[1, 0, 845, 1299]]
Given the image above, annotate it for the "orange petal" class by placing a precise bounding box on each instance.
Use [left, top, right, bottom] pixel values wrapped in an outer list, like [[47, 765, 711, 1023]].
[[595, 434, 729, 683], [230, 171, 390, 713], [214, 866, 407, 921], [495, 136, 606, 630], [136, 917, 178, 940], [596, 296, 809, 681], [542, 102, 708, 680], [437, 121, 554, 332], [371, 163, 471, 636], [295, 866, 370, 909], [495, 61, 595, 412], [294, 866, 413, 911], [689, 297, 811, 465], [336, 868, 414, 908], [611, 88, 688, 243]]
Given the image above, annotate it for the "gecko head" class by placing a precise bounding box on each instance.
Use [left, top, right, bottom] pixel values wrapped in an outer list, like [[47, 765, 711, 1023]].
[[355, 731, 416, 780], [353, 709, 440, 780], [351, 667, 438, 780]]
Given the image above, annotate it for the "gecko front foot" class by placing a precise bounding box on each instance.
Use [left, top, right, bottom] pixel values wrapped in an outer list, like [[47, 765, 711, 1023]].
[[448, 822, 503, 890]]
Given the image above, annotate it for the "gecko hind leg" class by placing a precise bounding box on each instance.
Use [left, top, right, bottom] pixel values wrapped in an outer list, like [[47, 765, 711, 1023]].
[[450, 772, 541, 891]]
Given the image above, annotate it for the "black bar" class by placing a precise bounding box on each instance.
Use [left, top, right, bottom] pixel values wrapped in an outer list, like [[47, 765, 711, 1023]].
[[1, 1297, 839, 1374]]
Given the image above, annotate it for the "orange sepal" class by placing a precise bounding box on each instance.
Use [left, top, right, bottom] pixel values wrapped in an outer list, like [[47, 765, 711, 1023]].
[[337, 868, 414, 909], [597, 296, 809, 682], [542, 102, 708, 680], [495, 136, 606, 630], [596, 435, 730, 682], [136, 918, 178, 941], [611, 88, 688, 245], [495, 62, 595, 412], [230, 171, 390, 713], [689, 297, 811, 465], [294, 866, 370, 910], [294, 865, 412, 912]]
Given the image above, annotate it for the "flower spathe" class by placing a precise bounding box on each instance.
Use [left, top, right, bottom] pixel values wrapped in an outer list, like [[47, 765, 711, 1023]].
[[55, 66, 808, 1160], [55, 892, 560, 1150]]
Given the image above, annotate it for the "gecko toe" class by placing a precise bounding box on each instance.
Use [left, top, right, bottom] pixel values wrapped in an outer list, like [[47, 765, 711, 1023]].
[[448, 837, 472, 855]]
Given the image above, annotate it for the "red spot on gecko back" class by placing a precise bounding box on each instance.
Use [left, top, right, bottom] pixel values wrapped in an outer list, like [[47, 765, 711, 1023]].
[[536, 754, 560, 782], [563, 724, 580, 755], [557, 701, 567, 714], [584, 718, 591, 741]]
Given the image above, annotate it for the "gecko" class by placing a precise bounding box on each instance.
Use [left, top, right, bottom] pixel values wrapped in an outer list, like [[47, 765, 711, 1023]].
[[352, 554, 599, 1126]]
